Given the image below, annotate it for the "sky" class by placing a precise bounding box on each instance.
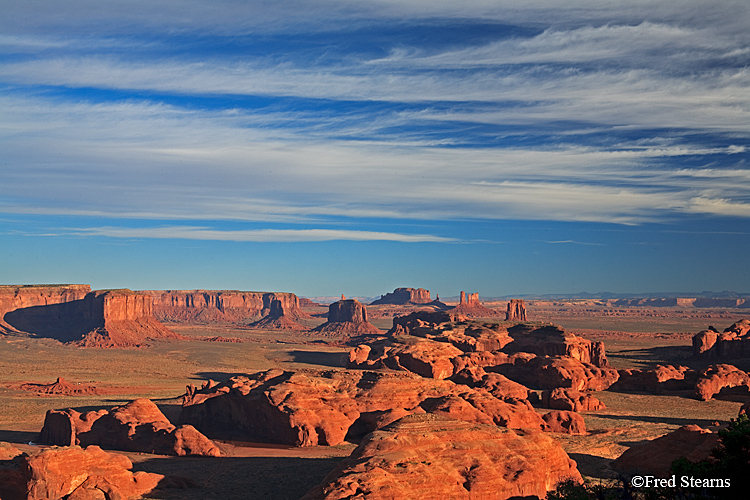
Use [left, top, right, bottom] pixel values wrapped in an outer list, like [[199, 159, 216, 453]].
[[1, 0, 749, 298]]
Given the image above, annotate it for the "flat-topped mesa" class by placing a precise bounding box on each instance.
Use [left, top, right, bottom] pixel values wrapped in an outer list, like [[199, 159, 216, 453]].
[[505, 299, 527, 321], [311, 299, 381, 337], [1, 286, 176, 347], [148, 290, 308, 325], [370, 287, 432, 305], [450, 291, 497, 318], [0, 284, 91, 331]]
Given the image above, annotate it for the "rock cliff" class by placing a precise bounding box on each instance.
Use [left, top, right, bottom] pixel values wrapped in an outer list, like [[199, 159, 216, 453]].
[[148, 289, 308, 327], [1, 286, 177, 347], [505, 299, 527, 321], [370, 287, 432, 305], [450, 291, 498, 317]]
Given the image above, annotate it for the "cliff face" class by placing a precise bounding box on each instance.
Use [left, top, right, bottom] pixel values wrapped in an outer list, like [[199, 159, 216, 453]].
[[370, 287, 432, 305], [505, 299, 527, 322], [312, 299, 381, 337], [149, 290, 306, 324], [1, 285, 176, 347], [450, 291, 497, 318]]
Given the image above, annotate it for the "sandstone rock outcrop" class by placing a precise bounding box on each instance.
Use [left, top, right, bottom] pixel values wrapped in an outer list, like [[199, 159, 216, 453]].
[[312, 299, 381, 337], [503, 323, 609, 368], [2, 286, 178, 347], [149, 289, 308, 326], [610, 365, 698, 394], [542, 410, 587, 435], [449, 366, 530, 401], [693, 319, 750, 358], [693, 364, 750, 401], [612, 424, 720, 477], [533, 388, 605, 412], [0, 443, 162, 500], [39, 398, 220, 456], [180, 369, 547, 447], [370, 287, 432, 305], [450, 291, 497, 317], [300, 414, 582, 500], [249, 297, 307, 330], [505, 299, 527, 321], [347, 337, 464, 379], [495, 355, 619, 391]]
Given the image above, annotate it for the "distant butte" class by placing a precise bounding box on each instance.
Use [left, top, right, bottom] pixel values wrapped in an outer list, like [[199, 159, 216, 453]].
[[311, 298, 381, 337], [449, 291, 497, 317], [370, 287, 432, 305]]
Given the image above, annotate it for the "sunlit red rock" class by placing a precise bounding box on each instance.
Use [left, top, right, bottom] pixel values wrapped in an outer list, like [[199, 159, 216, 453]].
[[312, 299, 381, 337], [180, 369, 546, 447], [693, 364, 750, 401], [370, 287, 432, 305], [38, 398, 220, 456], [610, 365, 698, 394], [301, 414, 581, 500], [534, 388, 605, 412], [505, 299, 527, 321], [542, 410, 587, 435]]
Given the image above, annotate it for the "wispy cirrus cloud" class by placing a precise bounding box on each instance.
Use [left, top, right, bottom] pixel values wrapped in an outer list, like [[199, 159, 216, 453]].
[[64, 226, 456, 243]]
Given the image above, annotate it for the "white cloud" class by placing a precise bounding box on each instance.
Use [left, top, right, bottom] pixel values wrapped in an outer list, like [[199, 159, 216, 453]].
[[65, 226, 456, 243]]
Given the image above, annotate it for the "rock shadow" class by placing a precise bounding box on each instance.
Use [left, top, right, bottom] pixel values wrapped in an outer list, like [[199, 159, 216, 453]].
[[132, 455, 342, 500], [3, 301, 97, 342], [288, 350, 346, 368], [567, 453, 619, 479], [592, 413, 724, 427], [0, 429, 38, 443]]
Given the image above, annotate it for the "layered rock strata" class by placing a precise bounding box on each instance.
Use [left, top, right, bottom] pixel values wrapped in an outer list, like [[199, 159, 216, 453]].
[[149, 289, 308, 328], [506, 299, 527, 321], [300, 414, 582, 500], [693, 319, 750, 358]]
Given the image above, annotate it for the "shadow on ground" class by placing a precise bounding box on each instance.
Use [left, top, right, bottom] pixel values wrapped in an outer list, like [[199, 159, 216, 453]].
[[568, 453, 618, 479], [134, 455, 341, 500], [0, 430, 38, 443], [592, 413, 724, 427], [288, 350, 346, 368]]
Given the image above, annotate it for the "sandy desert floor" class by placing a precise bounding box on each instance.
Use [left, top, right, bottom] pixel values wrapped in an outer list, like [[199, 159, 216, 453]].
[[1, 310, 748, 499]]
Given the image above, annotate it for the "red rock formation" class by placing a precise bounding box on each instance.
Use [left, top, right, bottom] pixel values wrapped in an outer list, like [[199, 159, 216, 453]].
[[149, 289, 308, 324], [450, 291, 498, 317], [300, 414, 582, 500], [610, 365, 698, 394], [14, 377, 99, 396], [388, 312, 513, 351], [542, 410, 587, 435], [504, 323, 610, 368], [694, 364, 750, 401], [506, 299, 527, 321], [0, 285, 91, 330], [693, 320, 750, 358], [2, 286, 178, 347], [0, 444, 162, 500], [612, 424, 720, 477], [348, 337, 464, 379], [449, 366, 530, 401], [180, 369, 547, 447], [249, 297, 307, 330], [312, 299, 381, 337], [535, 388, 605, 412], [370, 287, 432, 305], [38, 398, 220, 456], [497, 356, 619, 391]]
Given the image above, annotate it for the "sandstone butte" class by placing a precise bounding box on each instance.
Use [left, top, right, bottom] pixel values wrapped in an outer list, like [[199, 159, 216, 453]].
[[147, 289, 309, 328], [39, 398, 221, 457], [450, 291, 498, 318], [693, 319, 750, 358], [0, 285, 179, 348], [0, 442, 162, 500], [311, 299, 382, 338], [612, 424, 721, 478], [505, 299, 527, 321], [14, 377, 100, 396], [180, 368, 551, 447], [300, 413, 582, 500], [370, 287, 433, 305]]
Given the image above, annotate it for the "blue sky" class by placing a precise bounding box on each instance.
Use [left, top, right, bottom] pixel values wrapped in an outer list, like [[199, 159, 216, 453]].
[[1, 1, 749, 297]]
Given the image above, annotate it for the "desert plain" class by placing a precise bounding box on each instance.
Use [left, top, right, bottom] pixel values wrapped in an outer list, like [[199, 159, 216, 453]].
[[1, 286, 749, 499]]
